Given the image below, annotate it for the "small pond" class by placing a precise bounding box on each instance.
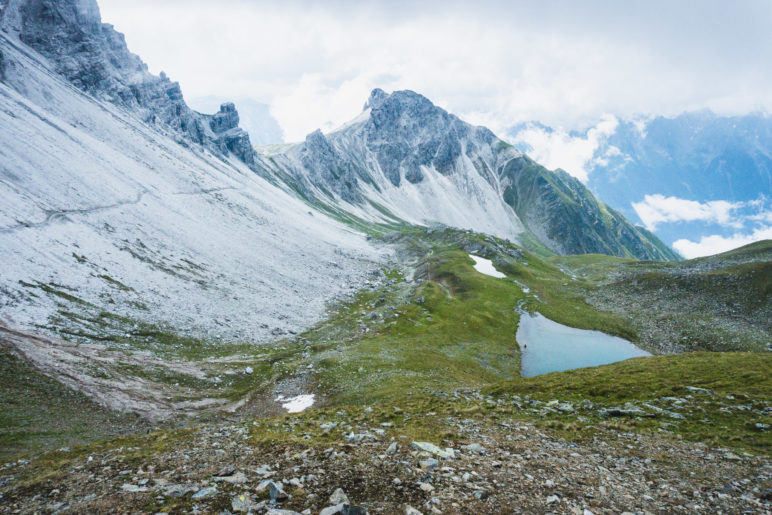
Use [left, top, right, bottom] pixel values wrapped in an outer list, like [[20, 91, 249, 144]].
[[517, 312, 650, 377]]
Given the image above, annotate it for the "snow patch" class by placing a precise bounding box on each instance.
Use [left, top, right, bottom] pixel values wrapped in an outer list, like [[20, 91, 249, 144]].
[[469, 255, 506, 278], [276, 394, 315, 413]]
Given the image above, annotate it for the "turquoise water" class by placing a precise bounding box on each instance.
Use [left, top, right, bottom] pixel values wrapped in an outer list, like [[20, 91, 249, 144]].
[[517, 312, 651, 377]]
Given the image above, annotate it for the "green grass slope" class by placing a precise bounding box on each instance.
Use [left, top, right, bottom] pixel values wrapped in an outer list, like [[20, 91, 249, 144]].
[[486, 352, 772, 454], [0, 348, 148, 461], [554, 240, 772, 353], [2, 230, 769, 463]]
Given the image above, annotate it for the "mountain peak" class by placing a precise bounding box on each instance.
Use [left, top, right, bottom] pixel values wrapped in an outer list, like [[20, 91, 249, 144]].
[[3, 0, 263, 170], [304, 128, 328, 147], [364, 88, 388, 110], [363, 88, 439, 115], [4, 0, 103, 36]]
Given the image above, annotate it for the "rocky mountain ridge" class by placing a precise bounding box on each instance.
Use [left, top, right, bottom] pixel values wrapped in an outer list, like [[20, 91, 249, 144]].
[[0, 0, 258, 166], [1, 0, 678, 261], [268, 89, 679, 260]]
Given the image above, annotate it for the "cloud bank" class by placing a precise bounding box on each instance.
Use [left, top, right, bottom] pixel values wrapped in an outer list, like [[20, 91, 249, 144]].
[[673, 226, 772, 259], [630, 194, 772, 258], [632, 195, 744, 232], [511, 116, 620, 182], [97, 0, 772, 142]]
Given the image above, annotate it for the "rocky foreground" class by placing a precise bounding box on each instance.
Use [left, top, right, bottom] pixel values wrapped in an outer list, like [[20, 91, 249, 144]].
[[1, 397, 770, 515]]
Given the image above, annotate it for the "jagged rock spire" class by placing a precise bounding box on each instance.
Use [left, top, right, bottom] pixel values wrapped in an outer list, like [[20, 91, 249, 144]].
[[364, 88, 388, 110]]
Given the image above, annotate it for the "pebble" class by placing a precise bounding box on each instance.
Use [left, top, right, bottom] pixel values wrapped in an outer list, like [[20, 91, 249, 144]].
[[270, 481, 288, 501], [255, 464, 274, 477], [215, 465, 236, 476], [462, 443, 486, 455], [162, 484, 196, 498], [320, 505, 368, 515], [231, 493, 258, 512], [411, 441, 455, 459], [418, 482, 435, 492], [216, 471, 247, 484], [419, 458, 439, 471], [191, 486, 217, 500], [120, 483, 148, 493], [329, 488, 350, 505]]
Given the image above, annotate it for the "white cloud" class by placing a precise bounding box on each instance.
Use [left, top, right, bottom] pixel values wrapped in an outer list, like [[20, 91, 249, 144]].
[[270, 74, 376, 141], [748, 210, 772, 224], [632, 194, 743, 231], [632, 194, 772, 256], [511, 115, 619, 182], [673, 226, 772, 258], [96, 0, 772, 142]]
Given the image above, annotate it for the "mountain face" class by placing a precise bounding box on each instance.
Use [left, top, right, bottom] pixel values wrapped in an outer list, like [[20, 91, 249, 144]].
[[0, 0, 384, 343], [1, 0, 258, 166], [497, 156, 677, 259], [0, 0, 677, 351], [267, 89, 678, 260]]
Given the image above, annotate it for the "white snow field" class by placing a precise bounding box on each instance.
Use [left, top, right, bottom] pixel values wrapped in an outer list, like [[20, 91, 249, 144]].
[[469, 255, 506, 278], [0, 34, 388, 344]]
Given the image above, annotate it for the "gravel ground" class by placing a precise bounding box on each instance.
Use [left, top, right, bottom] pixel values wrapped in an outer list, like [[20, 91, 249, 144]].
[[2, 406, 769, 514]]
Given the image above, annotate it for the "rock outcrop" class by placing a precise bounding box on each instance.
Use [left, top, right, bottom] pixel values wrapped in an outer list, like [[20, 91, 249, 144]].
[[364, 89, 506, 186], [299, 129, 364, 203]]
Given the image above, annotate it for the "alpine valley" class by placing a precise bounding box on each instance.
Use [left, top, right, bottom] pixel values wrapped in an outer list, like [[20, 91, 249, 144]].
[[0, 1, 769, 514]]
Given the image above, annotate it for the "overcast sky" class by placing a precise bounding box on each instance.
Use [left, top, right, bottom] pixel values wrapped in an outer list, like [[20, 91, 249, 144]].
[[98, 0, 772, 142]]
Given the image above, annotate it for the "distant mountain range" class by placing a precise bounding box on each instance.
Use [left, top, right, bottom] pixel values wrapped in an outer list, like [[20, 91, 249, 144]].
[[509, 111, 772, 255]]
